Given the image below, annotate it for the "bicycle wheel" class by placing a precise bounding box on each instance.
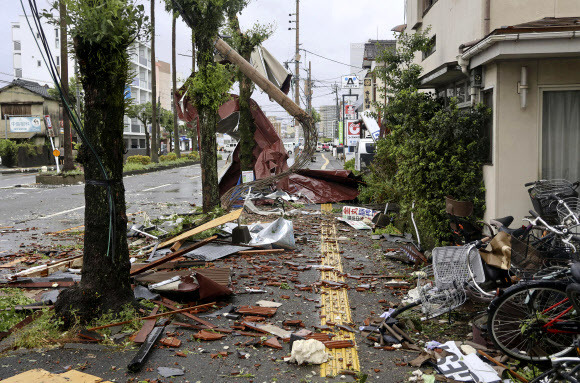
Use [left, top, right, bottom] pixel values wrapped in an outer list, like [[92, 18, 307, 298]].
[[488, 281, 579, 362], [529, 364, 580, 383]]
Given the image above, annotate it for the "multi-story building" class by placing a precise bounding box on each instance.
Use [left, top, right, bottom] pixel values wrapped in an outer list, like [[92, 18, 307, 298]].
[[360, 40, 396, 114], [156, 60, 172, 111], [400, 0, 580, 222], [11, 15, 153, 155], [267, 116, 282, 137], [318, 105, 338, 139]]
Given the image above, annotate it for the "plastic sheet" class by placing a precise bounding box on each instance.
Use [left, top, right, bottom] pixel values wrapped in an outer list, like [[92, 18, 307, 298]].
[[248, 217, 296, 249]]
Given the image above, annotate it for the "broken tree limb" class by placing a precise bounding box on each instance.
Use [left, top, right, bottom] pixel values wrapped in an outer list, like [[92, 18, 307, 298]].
[[157, 210, 242, 249], [477, 350, 529, 383], [131, 235, 217, 276], [86, 302, 216, 331], [153, 300, 216, 329]]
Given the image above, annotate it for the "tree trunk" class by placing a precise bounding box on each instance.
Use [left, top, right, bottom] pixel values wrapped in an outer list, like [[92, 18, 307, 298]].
[[172, 14, 180, 157], [60, 0, 74, 172], [238, 69, 255, 171], [190, 31, 198, 153], [144, 124, 151, 157], [150, 0, 158, 163], [55, 41, 133, 325], [196, 37, 219, 213]]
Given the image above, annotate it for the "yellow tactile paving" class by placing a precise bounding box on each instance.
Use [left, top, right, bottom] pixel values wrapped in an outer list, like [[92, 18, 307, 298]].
[[319, 211, 360, 377]]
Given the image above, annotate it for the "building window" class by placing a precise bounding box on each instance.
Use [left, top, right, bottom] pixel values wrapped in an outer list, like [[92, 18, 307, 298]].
[[55, 38, 59, 48], [14, 68, 22, 78], [55, 28, 58, 38], [37, 60, 41, 67], [423, 0, 438, 14], [12, 25, 20, 29], [422, 35, 436, 60], [1, 103, 32, 118], [13, 41, 21, 51], [139, 139, 146, 148], [436, 81, 471, 106], [131, 139, 139, 149], [131, 124, 141, 133], [56, 56, 60, 66]]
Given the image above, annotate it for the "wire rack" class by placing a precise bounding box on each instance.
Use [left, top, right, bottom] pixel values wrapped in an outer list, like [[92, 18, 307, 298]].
[[432, 245, 486, 289], [528, 179, 578, 223], [557, 197, 580, 226], [417, 266, 467, 319]]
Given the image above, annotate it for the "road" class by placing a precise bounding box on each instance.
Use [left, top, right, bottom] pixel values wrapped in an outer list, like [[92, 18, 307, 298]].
[[0, 152, 341, 254]]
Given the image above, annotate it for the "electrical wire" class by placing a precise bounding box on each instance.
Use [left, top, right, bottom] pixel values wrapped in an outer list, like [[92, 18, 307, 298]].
[[300, 48, 363, 69], [21, 0, 116, 260]]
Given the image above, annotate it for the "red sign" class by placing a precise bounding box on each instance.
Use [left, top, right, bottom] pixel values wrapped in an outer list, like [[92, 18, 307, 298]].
[[347, 121, 360, 136]]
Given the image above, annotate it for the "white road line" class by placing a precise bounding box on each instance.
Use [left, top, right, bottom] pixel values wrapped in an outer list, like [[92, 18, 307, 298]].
[[142, 183, 172, 192], [189, 175, 200, 179], [320, 153, 330, 170], [40, 205, 85, 219]]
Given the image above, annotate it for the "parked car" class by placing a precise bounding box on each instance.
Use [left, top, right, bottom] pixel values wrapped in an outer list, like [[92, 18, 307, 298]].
[[354, 138, 376, 171], [322, 143, 330, 151], [224, 143, 237, 152], [283, 142, 295, 154], [316, 142, 323, 152]]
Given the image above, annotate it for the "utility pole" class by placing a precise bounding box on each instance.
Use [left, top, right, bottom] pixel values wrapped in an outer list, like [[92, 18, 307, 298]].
[[172, 14, 180, 157], [333, 83, 339, 140], [289, 0, 300, 142], [150, 0, 158, 162], [59, 0, 74, 171], [306, 61, 312, 115]]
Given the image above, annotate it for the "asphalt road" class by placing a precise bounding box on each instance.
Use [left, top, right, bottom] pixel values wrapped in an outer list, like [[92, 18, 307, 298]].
[[0, 152, 342, 254]]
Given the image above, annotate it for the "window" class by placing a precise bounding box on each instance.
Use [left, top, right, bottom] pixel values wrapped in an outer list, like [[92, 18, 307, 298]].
[[482, 89, 493, 165], [139, 139, 145, 148], [55, 38, 59, 48], [131, 139, 139, 149], [12, 25, 20, 29], [13, 41, 21, 51], [56, 56, 60, 66], [436, 82, 471, 106], [55, 29, 58, 38], [1, 104, 32, 118], [14, 68, 22, 78], [542, 90, 580, 180], [131, 124, 141, 133], [423, 0, 438, 14], [37, 60, 41, 67], [422, 35, 436, 60]]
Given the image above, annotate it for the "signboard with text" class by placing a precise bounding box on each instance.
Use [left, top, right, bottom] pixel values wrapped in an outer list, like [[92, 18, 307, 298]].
[[344, 104, 356, 120], [346, 120, 361, 146], [44, 115, 55, 137], [342, 75, 360, 89], [338, 121, 344, 145], [9, 116, 42, 133]]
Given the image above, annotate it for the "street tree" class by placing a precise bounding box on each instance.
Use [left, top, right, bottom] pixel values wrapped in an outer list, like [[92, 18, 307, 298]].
[[227, 14, 272, 171], [168, 0, 248, 212], [150, 0, 159, 163], [126, 102, 153, 156], [52, 0, 149, 323], [59, 0, 74, 171], [171, 12, 180, 157]]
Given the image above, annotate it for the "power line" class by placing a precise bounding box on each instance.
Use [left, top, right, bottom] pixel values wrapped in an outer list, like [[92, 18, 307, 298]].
[[300, 48, 363, 69]]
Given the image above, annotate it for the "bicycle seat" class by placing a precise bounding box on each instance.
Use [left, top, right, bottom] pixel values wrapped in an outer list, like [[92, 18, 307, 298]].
[[572, 263, 580, 283], [493, 216, 514, 228]]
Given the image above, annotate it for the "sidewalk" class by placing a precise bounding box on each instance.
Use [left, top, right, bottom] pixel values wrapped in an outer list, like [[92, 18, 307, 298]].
[[0, 165, 57, 175]]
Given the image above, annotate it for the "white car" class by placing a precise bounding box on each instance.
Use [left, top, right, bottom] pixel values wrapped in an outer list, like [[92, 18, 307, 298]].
[[316, 143, 323, 152], [283, 142, 295, 154]]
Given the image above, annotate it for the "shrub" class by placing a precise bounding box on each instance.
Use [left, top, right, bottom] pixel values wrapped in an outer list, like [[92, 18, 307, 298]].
[[344, 158, 355, 172], [187, 151, 200, 161], [217, 154, 223, 160], [0, 140, 18, 167], [159, 152, 177, 162], [126, 155, 151, 165]]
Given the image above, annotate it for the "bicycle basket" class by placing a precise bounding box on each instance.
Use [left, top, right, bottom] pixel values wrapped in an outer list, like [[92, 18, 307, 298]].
[[417, 265, 467, 319], [528, 179, 578, 223], [509, 235, 544, 276], [431, 245, 485, 290]]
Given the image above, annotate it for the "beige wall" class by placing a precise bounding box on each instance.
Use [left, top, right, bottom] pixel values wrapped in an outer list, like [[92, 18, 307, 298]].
[[483, 58, 580, 224], [490, 0, 580, 31], [156, 61, 172, 111]]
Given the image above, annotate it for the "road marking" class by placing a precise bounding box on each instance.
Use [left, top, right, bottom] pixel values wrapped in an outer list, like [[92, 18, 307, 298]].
[[319, 203, 360, 377], [40, 205, 85, 219], [189, 175, 200, 179], [142, 183, 172, 192], [320, 153, 330, 170]]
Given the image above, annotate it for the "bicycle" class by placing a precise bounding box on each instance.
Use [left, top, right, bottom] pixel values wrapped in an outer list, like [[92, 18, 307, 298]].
[[487, 210, 580, 363], [530, 357, 580, 382]]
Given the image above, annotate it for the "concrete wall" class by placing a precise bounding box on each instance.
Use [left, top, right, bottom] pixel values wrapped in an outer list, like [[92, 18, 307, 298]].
[[490, 0, 580, 31], [483, 58, 580, 224]]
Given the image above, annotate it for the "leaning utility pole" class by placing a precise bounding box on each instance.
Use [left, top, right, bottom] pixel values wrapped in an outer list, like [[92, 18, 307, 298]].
[[306, 60, 312, 115], [59, 0, 74, 171], [150, 0, 158, 162]]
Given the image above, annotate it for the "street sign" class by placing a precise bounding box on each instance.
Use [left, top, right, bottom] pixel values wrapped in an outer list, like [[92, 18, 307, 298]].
[[9, 116, 42, 133], [338, 121, 344, 145], [344, 104, 356, 120], [341, 75, 360, 89], [44, 115, 55, 137], [346, 120, 360, 146], [53, 149, 60, 157]]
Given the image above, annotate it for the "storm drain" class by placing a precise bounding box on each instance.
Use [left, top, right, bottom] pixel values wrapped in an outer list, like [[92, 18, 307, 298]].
[[319, 203, 360, 377]]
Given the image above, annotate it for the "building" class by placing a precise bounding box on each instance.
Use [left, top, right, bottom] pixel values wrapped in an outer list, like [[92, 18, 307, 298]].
[[11, 15, 153, 155], [349, 43, 367, 101], [156, 60, 172, 111], [267, 116, 282, 137], [401, 0, 580, 223], [0, 79, 60, 146], [318, 105, 338, 138], [360, 40, 396, 114]]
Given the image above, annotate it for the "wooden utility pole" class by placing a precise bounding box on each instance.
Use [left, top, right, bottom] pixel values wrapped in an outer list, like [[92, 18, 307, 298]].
[[150, 0, 158, 162], [172, 14, 180, 157], [59, 0, 74, 171], [306, 60, 312, 115], [294, 0, 300, 140]]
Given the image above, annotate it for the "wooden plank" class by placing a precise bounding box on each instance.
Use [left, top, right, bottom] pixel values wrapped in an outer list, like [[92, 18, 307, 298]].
[[237, 249, 285, 255], [59, 370, 104, 382], [86, 302, 215, 331], [132, 306, 159, 344], [1, 369, 67, 383], [130, 236, 217, 276], [0, 257, 25, 269], [170, 240, 185, 252], [158, 209, 243, 249]]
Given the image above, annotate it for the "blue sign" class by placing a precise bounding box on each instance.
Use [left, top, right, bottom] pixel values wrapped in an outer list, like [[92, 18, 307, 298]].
[[9, 116, 42, 133], [124, 86, 132, 100]]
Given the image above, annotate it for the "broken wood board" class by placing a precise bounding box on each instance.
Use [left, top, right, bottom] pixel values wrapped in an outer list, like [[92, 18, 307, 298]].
[[153, 300, 216, 328], [158, 208, 243, 249], [1, 368, 112, 383], [133, 306, 159, 344], [130, 236, 217, 276], [0, 257, 24, 269], [11, 255, 83, 278]]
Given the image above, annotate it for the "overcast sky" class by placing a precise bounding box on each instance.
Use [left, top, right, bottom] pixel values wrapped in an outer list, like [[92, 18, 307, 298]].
[[2, 0, 404, 123]]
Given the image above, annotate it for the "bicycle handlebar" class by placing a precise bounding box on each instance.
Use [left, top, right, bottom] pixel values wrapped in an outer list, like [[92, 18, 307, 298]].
[[529, 209, 539, 218], [524, 181, 536, 187]]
